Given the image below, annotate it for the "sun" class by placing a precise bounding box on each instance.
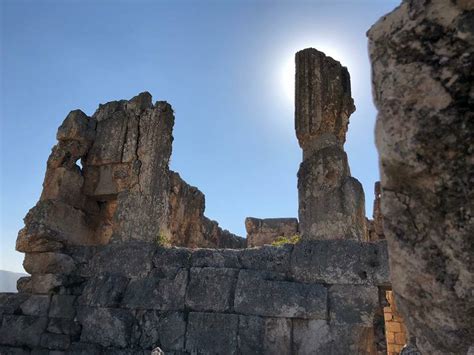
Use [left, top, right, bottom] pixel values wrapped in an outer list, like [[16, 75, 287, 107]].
[[278, 41, 353, 104]]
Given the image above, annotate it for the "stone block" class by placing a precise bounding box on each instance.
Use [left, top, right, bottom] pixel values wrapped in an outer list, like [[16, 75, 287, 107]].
[[245, 217, 299, 247], [23, 252, 76, 275], [66, 342, 102, 354], [40, 333, 71, 350], [329, 285, 379, 325], [133, 310, 186, 350], [17, 274, 68, 294], [20, 295, 50, 316], [185, 267, 238, 312], [16, 224, 64, 253], [191, 248, 241, 269], [77, 307, 134, 348], [89, 242, 155, 278], [0, 315, 48, 347], [122, 269, 187, 310], [47, 318, 81, 336], [240, 244, 292, 274], [185, 312, 239, 355], [0, 293, 29, 316], [291, 240, 390, 285], [56, 109, 95, 143], [153, 247, 191, 276], [234, 270, 327, 319], [292, 319, 331, 354], [40, 167, 85, 208], [49, 295, 76, 319], [78, 273, 129, 307], [238, 315, 291, 355], [0, 346, 30, 355]]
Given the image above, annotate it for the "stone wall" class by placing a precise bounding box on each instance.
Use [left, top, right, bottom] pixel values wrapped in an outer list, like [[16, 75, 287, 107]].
[[245, 217, 299, 247], [368, 1, 473, 353], [0, 240, 389, 354], [16, 92, 245, 253], [383, 291, 407, 355]]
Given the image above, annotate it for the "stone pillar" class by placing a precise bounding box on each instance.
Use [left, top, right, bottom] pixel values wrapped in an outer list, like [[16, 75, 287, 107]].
[[295, 48, 365, 240], [368, 1, 473, 353]]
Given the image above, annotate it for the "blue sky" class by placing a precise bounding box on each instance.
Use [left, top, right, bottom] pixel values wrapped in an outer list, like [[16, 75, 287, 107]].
[[1, 0, 399, 272]]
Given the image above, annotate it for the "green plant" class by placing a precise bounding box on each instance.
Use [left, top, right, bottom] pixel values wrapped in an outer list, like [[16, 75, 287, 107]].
[[155, 233, 172, 247], [271, 235, 301, 247]]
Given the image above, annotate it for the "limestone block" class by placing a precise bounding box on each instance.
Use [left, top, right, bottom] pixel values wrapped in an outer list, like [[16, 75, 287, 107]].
[[23, 252, 76, 275], [0, 293, 29, 318], [132, 310, 186, 350], [40, 167, 85, 208], [0, 315, 48, 348], [245, 217, 298, 247], [329, 285, 379, 325], [89, 242, 155, 278], [78, 273, 129, 307], [190, 248, 241, 269], [40, 333, 71, 350], [16, 224, 64, 253], [368, 1, 474, 352], [240, 244, 292, 274], [291, 240, 390, 286], [56, 109, 95, 143], [122, 269, 187, 310], [295, 48, 355, 149], [17, 274, 68, 294], [292, 319, 331, 354], [238, 316, 292, 355], [47, 318, 81, 336], [153, 247, 192, 276], [19, 295, 50, 317], [82, 163, 137, 198], [0, 346, 30, 354], [49, 295, 76, 319], [77, 307, 134, 348], [185, 312, 239, 355], [47, 140, 90, 169], [19, 200, 95, 248], [185, 267, 238, 312], [234, 270, 327, 319]]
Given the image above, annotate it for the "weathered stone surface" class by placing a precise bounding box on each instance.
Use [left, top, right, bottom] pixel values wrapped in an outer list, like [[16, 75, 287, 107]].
[[77, 307, 134, 348], [291, 240, 389, 285], [153, 247, 191, 275], [185, 312, 239, 355], [191, 248, 241, 269], [0, 293, 29, 316], [238, 316, 291, 355], [89, 242, 155, 278], [20, 295, 50, 317], [122, 269, 187, 310], [245, 217, 298, 247], [40, 332, 71, 350], [40, 167, 86, 209], [23, 252, 76, 275], [368, 1, 474, 353], [234, 270, 327, 319], [47, 318, 81, 336], [295, 48, 355, 149], [292, 319, 331, 354], [240, 244, 292, 274], [0, 346, 30, 355], [78, 273, 129, 307], [185, 267, 238, 312], [17, 274, 68, 294], [16, 224, 64, 253], [329, 285, 379, 325], [57, 109, 95, 143], [49, 295, 76, 319], [133, 311, 186, 350], [0, 315, 48, 347]]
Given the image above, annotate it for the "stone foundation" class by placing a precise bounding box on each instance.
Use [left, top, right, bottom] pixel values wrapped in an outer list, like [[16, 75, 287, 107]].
[[0, 240, 389, 354]]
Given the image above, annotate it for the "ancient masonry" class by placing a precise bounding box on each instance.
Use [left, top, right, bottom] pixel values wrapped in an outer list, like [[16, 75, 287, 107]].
[[369, 1, 474, 354], [0, 49, 392, 354]]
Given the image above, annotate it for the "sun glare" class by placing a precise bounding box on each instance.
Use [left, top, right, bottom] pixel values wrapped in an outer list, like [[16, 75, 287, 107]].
[[279, 40, 353, 105]]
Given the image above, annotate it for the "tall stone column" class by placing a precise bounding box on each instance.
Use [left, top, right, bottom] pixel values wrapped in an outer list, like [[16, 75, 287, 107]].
[[295, 48, 365, 240]]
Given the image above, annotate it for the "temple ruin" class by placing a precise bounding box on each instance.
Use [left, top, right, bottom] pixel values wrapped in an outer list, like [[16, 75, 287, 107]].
[[0, 0, 472, 353]]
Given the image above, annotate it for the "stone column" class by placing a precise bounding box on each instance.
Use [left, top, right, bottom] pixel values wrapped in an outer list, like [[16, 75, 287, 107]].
[[295, 48, 365, 240]]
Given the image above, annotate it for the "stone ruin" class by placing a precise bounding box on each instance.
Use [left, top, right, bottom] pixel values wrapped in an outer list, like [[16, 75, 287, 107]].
[[1, 1, 472, 353], [0, 48, 393, 354]]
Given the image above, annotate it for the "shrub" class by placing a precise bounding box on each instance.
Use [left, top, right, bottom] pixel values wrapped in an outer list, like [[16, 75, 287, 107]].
[[155, 233, 172, 247], [271, 235, 301, 246]]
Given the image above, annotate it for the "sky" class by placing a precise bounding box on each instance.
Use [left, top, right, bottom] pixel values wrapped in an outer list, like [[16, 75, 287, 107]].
[[0, 0, 399, 273]]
